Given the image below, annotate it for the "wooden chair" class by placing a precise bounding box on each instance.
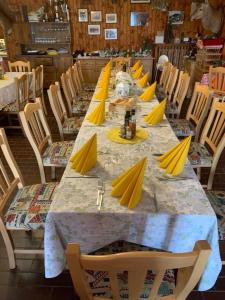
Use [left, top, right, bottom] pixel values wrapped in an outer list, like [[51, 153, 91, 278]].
[[48, 82, 81, 141], [166, 71, 190, 118], [61, 72, 88, 117], [66, 241, 211, 300], [188, 98, 225, 190], [0, 127, 58, 269], [76, 60, 96, 92], [8, 60, 31, 72], [165, 66, 179, 101], [19, 98, 74, 183], [169, 83, 212, 142], [71, 65, 92, 100], [208, 66, 225, 96], [159, 62, 172, 89], [32, 65, 47, 115], [1, 74, 29, 130]]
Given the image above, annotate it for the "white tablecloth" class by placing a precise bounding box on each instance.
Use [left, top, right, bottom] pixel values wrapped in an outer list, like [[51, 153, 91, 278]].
[[44, 74, 222, 291], [0, 72, 32, 110]]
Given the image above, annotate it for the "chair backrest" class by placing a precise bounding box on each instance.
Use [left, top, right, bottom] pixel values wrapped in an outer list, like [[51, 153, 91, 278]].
[[73, 63, 83, 92], [66, 68, 78, 100], [172, 71, 190, 117], [15, 74, 30, 111], [200, 98, 225, 189], [165, 65, 179, 99], [19, 99, 52, 183], [32, 65, 43, 98], [186, 83, 212, 141], [8, 60, 31, 72], [209, 66, 225, 96], [0, 128, 24, 215], [61, 72, 73, 117], [77, 60, 85, 84], [71, 66, 81, 95], [48, 82, 68, 140], [159, 62, 172, 88], [66, 241, 211, 300]]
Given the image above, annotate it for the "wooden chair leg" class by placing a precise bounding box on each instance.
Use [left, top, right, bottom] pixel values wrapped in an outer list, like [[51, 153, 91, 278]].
[[41, 93, 48, 115], [0, 218, 16, 269], [51, 166, 56, 180]]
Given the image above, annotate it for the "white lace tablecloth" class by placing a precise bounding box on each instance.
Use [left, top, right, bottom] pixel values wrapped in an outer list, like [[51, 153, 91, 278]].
[[44, 75, 222, 291], [0, 72, 32, 110]]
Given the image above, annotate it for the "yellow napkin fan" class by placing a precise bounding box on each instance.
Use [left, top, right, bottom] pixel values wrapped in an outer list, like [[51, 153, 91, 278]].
[[158, 136, 192, 176], [139, 81, 157, 102], [87, 100, 105, 125], [70, 133, 97, 175], [137, 72, 149, 88], [132, 60, 141, 72], [111, 157, 147, 209], [94, 86, 108, 101], [144, 99, 167, 125], [132, 65, 143, 79]]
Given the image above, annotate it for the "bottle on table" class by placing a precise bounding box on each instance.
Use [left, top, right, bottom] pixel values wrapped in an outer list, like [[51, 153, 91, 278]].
[[129, 109, 136, 137]]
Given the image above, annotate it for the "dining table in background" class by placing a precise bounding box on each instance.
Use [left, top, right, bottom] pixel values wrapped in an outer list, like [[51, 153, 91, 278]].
[[44, 70, 222, 292], [0, 72, 32, 110]]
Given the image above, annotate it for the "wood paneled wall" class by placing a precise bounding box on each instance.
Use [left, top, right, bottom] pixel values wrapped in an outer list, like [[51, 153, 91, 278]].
[[2, 0, 225, 58]]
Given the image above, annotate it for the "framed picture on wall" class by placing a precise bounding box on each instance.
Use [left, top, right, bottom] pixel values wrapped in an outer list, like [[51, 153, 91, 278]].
[[91, 11, 102, 22], [168, 11, 184, 24], [105, 29, 118, 40], [106, 13, 117, 24], [131, 0, 151, 3], [88, 24, 101, 35], [78, 9, 88, 22]]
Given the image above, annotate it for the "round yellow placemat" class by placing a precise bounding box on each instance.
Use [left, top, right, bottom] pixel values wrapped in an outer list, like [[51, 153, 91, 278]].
[[106, 127, 149, 144]]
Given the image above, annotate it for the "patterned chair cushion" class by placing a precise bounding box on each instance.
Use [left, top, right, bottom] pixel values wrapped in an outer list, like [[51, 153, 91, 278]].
[[62, 117, 81, 135], [166, 104, 179, 116], [86, 241, 175, 299], [169, 119, 196, 137], [206, 191, 225, 240], [72, 101, 89, 114], [2, 102, 18, 112], [42, 141, 74, 166], [5, 183, 58, 230], [188, 142, 212, 167]]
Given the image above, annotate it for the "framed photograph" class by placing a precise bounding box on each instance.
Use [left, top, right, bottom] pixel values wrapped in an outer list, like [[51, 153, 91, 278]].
[[106, 13, 117, 24], [168, 11, 184, 24], [78, 9, 88, 22], [105, 28, 117, 40], [131, 0, 151, 3], [91, 11, 102, 22], [88, 24, 101, 35]]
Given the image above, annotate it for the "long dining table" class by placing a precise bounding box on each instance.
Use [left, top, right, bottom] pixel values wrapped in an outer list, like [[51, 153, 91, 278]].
[[44, 68, 221, 291]]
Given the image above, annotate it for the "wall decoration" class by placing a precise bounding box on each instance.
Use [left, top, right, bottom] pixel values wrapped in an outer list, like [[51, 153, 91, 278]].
[[130, 12, 149, 26], [151, 0, 169, 11], [88, 25, 101, 35], [168, 11, 184, 25], [78, 9, 88, 22], [91, 11, 102, 22], [105, 29, 118, 40], [131, 0, 151, 3], [106, 13, 117, 24]]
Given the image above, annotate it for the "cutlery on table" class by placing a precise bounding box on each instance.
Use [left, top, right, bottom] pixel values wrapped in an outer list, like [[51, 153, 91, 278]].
[[156, 176, 193, 181], [98, 181, 105, 211], [153, 192, 158, 213], [97, 179, 103, 205]]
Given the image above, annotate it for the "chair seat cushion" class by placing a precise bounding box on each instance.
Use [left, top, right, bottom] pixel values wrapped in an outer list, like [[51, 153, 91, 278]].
[[206, 191, 225, 240], [166, 104, 179, 116], [169, 119, 196, 137], [72, 101, 89, 114], [2, 102, 18, 112], [188, 142, 212, 167], [43, 141, 74, 166], [86, 241, 175, 299], [62, 118, 81, 135], [5, 183, 58, 230]]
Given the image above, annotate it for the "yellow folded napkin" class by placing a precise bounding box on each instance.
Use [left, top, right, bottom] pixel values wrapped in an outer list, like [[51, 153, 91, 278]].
[[137, 72, 150, 88], [111, 157, 147, 209], [105, 60, 112, 69], [144, 99, 167, 125], [94, 86, 108, 101], [132, 65, 143, 79], [158, 136, 192, 176], [70, 133, 97, 175], [131, 60, 141, 72], [87, 100, 105, 125], [139, 81, 157, 102]]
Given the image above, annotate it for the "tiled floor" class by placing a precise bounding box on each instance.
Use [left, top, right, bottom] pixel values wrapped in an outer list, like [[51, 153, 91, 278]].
[[0, 95, 224, 299]]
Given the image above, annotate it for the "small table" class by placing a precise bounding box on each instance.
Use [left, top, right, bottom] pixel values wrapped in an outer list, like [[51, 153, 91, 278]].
[[0, 72, 32, 110]]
